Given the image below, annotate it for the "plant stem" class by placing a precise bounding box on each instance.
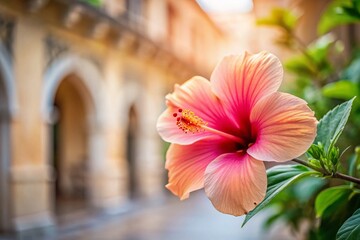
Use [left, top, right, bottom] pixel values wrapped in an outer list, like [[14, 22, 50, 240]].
[[292, 158, 327, 174], [333, 172, 360, 185], [292, 158, 360, 185]]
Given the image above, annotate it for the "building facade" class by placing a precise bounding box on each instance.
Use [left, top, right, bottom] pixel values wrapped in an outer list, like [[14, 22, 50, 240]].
[[0, 0, 226, 235]]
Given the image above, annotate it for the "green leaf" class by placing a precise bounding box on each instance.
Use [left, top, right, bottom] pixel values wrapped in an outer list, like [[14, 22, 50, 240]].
[[322, 80, 358, 100], [256, 8, 299, 32], [348, 153, 357, 177], [285, 55, 313, 77], [318, 0, 360, 34], [314, 98, 355, 152], [284, 34, 336, 78], [242, 165, 317, 227], [315, 185, 353, 218], [336, 208, 360, 240], [342, 57, 360, 84], [307, 34, 336, 63]]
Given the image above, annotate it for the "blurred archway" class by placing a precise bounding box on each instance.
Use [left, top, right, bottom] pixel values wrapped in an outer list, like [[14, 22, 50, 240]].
[[126, 104, 139, 199], [43, 54, 104, 218], [51, 74, 94, 217]]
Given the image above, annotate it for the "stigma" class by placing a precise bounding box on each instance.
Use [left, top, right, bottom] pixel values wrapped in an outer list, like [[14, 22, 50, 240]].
[[173, 108, 207, 134]]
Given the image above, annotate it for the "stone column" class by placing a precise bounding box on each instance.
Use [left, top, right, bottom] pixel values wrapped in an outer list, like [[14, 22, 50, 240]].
[[136, 65, 167, 199], [10, 18, 54, 234], [88, 51, 128, 213]]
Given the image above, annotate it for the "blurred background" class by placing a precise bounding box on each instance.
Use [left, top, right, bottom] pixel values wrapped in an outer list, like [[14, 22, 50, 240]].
[[0, 0, 359, 239]]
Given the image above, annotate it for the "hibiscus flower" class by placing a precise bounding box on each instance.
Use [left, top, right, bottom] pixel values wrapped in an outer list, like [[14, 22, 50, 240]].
[[156, 52, 317, 216]]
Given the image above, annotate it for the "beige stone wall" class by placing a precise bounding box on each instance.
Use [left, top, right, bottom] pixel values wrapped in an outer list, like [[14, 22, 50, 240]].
[[0, 0, 226, 235], [12, 17, 45, 167], [9, 15, 54, 232], [167, 0, 226, 76]]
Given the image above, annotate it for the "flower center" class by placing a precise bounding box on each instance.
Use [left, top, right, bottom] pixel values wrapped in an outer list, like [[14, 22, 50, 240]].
[[173, 108, 207, 134], [173, 108, 250, 146]]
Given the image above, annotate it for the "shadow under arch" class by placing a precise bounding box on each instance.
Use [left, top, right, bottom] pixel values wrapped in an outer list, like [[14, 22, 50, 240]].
[[0, 43, 16, 232], [119, 78, 145, 200], [126, 104, 140, 199], [42, 54, 105, 217]]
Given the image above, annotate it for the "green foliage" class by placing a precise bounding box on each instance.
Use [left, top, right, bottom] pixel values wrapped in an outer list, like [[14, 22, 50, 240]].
[[342, 57, 360, 84], [263, 177, 325, 232], [307, 143, 326, 161], [307, 99, 354, 174], [285, 54, 314, 77], [308, 119, 360, 240], [242, 165, 319, 226], [256, 8, 299, 32], [349, 147, 360, 177], [306, 34, 337, 74], [314, 98, 355, 153], [254, 1, 360, 238], [256, 8, 300, 48], [261, 98, 359, 239], [307, 143, 340, 174], [284, 34, 337, 81], [315, 186, 354, 218], [318, 0, 360, 34], [316, 192, 360, 240], [282, 34, 341, 117], [81, 0, 102, 7], [323, 57, 360, 102], [337, 208, 360, 240], [322, 81, 358, 100]]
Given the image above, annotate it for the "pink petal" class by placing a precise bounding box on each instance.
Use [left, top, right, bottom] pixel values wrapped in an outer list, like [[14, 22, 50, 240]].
[[166, 139, 236, 200], [248, 92, 317, 162], [157, 76, 238, 145], [210, 52, 283, 123], [204, 153, 267, 216]]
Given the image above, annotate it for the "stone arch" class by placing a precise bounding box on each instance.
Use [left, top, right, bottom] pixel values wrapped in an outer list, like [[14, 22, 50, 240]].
[[43, 54, 106, 214], [118, 77, 146, 199], [119, 78, 144, 125], [42, 54, 104, 125]]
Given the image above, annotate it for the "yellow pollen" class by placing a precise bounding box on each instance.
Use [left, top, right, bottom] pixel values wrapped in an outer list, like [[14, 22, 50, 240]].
[[174, 109, 207, 134]]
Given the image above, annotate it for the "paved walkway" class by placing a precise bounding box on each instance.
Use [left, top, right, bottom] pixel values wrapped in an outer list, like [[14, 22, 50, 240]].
[[57, 191, 295, 240]]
